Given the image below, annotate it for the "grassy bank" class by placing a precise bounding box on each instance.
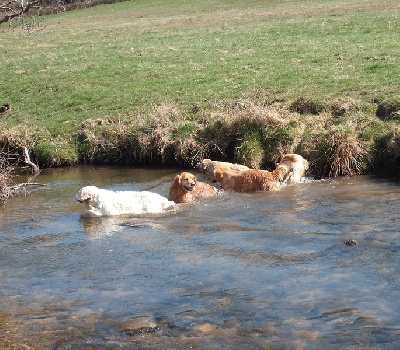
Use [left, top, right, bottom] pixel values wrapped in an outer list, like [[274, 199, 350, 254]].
[[0, 0, 399, 177]]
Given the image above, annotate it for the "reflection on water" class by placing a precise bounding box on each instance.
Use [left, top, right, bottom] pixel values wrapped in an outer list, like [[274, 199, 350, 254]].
[[0, 166, 400, 349]]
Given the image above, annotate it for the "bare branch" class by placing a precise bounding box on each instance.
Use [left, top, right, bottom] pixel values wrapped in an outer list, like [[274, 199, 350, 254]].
[[22, 146, 40, 175]]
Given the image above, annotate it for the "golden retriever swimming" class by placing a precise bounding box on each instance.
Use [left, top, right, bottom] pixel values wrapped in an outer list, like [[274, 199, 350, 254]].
[[197, 159, 250, 183], [168, 171, 218, 203], [278, 153, 309, 183], [217, 154, 309, 192]]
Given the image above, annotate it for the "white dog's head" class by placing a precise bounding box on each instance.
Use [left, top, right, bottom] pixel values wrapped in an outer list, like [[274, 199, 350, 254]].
[[76, 186, 99, 207]]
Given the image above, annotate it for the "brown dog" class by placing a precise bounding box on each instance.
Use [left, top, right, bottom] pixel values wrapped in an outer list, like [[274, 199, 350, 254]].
[[218, 154, 308, 192], [168, 171, 218, 203], [220, 168, 284, 192], [198, 159, 250, 183]]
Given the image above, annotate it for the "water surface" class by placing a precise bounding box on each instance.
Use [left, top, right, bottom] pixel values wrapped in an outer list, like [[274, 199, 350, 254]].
[[0, 166, 399, 349]]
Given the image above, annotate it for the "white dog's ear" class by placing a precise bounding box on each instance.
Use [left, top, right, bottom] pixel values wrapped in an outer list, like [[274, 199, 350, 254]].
[[81, 193, 90, 201]]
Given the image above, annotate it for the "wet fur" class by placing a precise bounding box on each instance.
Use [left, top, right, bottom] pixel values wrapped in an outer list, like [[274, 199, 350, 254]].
[[168, 171, 218, 203], [219, 154, 309, 192], [76, 185, 175, 216], [221, 167, 289, 192], [279, 154, 309, 183], [198, 159, 250, 183]]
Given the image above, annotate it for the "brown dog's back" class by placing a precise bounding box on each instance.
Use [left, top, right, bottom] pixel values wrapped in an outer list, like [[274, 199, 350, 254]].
[[221, 169, 283, 192], [199, 159, 249, 182], [203, 153, 308, 192]]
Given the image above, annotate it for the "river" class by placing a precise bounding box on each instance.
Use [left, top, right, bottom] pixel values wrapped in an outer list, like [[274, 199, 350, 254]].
[[0, 166, 399, 349]]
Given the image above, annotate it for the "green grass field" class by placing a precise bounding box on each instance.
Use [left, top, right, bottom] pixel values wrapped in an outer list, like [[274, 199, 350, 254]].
[[0, 0, 399, 174]]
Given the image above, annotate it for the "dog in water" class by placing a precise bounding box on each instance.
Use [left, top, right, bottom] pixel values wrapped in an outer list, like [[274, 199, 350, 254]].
[[198, 159, 250, 183], [168, 171, 218, 203], [76, 185, 175, 216], [215, 154, 309, 192]]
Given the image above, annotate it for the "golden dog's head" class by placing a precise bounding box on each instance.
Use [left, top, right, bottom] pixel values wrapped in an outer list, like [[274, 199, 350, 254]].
[[196, 159, 216, 181], [278, 154, 309, 182], [177, 172, 197, 191], [197, 160, 225, 183], [196, 159, 212, 172]]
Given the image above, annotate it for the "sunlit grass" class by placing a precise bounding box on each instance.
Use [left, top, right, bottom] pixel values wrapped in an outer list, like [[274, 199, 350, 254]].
[[1, 0, 399, 128]]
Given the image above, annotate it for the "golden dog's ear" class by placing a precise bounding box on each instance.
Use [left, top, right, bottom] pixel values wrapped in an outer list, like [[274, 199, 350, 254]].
[[174, 174, 182, 184]]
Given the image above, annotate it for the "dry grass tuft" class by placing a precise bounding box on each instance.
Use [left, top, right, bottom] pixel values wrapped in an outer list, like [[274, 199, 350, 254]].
[[228, 100, 286, 126], [222, 101, 303, 167], [385, 129, 400, 155], [316, 127, 369, 177], [77, 117, 142, 164], [153, 103, 182, 125], [289, 97, 326, 115], [376, 100, 400, 121], [330, 98, 360, 117], [76, 105, 206, 165], [138, 127, 174, 163]]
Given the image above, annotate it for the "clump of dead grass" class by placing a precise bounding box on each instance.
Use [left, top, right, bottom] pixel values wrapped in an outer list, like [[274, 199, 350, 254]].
[[137, 103, 207, 165], [314, 126, 370, 177], [0, 125, 38, 151], [76, 104, 207, 166], [330, 98, 360, 117], [385, 129, 400, 155], [77, 117, 143, 164], [376, 99, 400, 121], [219, 100, 305, 168], [289, 97, 327, 115]]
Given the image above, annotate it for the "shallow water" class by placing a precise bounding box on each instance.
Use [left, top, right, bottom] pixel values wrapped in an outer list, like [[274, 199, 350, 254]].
[[0, 166, 399, 349]]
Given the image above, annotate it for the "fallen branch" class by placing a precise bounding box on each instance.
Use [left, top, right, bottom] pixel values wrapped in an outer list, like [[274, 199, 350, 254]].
[[11, 182, 46, 188], [9, 182, 46, 191], [5, 182, 46, 199], [0, 11, 19, 24], [22, 146, 40, 175]]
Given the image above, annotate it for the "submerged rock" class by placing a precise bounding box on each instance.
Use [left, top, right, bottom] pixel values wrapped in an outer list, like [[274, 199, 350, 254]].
[[118, 316, 159, 336], [343, 239, 358, 246]]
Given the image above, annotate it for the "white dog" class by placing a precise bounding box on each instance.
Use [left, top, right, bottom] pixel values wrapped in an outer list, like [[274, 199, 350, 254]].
[[76, 185, 175, 216]]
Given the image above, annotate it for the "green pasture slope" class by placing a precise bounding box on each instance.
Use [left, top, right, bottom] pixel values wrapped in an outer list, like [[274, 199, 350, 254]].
[[0, 0, 399, 174]]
